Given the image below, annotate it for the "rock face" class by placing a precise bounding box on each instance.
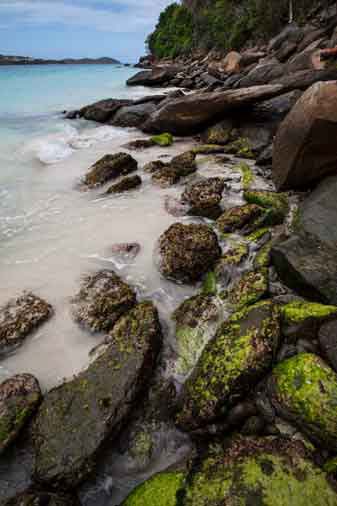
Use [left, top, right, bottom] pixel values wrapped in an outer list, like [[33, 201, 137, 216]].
[[272, 175, 337, 304], [183, 436, 337, 506], [72, 270, 137, 333], [273, 81, 337, 190], [0, 375, 41, 455], [33, 302, 162, 487], [182, 177, 225, 219], [177, 301, 280, 430], [268, 353, 337, 450], [3, 491, 78, 506], [0, 293, 53, 357], [83, 153, 138, 188], [157, 223, 221, 283], [143, 84, 284, 135]]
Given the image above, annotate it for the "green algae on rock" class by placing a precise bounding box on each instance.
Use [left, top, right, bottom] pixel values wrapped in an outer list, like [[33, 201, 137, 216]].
[[201, 119, 235, 146], [177, 301, 280, 430], [225, 137, 255, 159], [215, 241, 249, 272], [106, 175, 142, 194], [183, 436, 337, 506], [0, 292, 53, 357], [158, 223, 221, 284], [254, 240, 273, 269], [182, 177, 225, 219], [83, 153, 138, 188], [33, 302, 162, 487], [143, 160, 166, 173], [244, 190, 289, 225], [281, 300, 337, 342], [216, 204, 265, 235], [235, 161, 254, 189], [229, 268, 269, 309], [122, 471, 186, 506], [151, 132, 174, 146], [173, 294, 221, 378], [268, 353, 337, 450], [191, 144, 227, 155], [0, 374, 41, 455], [72, 270, 136, 333]]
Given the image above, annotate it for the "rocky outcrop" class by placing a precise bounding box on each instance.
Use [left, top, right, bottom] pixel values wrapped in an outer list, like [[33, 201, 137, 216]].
[[273, 81, 337, 190], [71, 270, 137, 332], [0, 375, 41, 454], [33, 302, 162, 487], [157, 223, 221, 283], [0, 293, 53, 357], [83, 153, 138, 188]]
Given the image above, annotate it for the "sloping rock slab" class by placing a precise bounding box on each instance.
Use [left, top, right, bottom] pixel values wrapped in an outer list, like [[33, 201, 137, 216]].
[[0, 374, 41, 455], [143, 84, 284, 135], [33, 302, 162, 487], [0, 293, 52, 357], [78, 99, 132, 123]]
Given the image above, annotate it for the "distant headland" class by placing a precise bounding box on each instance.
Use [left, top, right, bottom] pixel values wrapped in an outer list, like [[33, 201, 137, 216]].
[[0, 54, 123, 65]]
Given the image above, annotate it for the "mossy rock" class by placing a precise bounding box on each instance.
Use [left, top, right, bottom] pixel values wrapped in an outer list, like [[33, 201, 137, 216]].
[[201, 120, 235, 146], [229, 268, 269, 309], [122, 471, 186, 506], [281, 300, 337, 342], [225, 137, 255, 159], [106, 175, 142, 194], [152, 166, 181, 187], [71, 270, 136, 333], [170, 151, 197, 176], [0, 374, 41, 455], [192, 145, 227, 155], [216, 241, 249, 271], [235, 161, 254, 189], [0, 292, 53, 357], [151, 133, 174, 146], [182, 177, 225, 219], [83, 153, 138, 188], [33, 302, 162, 487], [244, 190, 289, 225], [173, 294, 221, 377], [177, 301, 280, 430], [254, 240, 273, 269], [143, 160, 166, 173], [3, 491, 78, 506], [216, 204, 265, 235], [183, 436, 337, 506], [158, 223, 221, 284], [268, 353, 337, 450]]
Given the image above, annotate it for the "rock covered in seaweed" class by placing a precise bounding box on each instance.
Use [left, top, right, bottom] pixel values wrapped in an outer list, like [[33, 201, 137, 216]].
[[281, 300, 337, 342], [71, 270, 137, 333], [0, 293, 53, 357], [0, 374, 41, 455], [244, 189, 289, 225], [268, 353, 337, 450], [122, 471, 186, 506], [106, 175, 142, 194], [151, 151, 197, 188], [177, 301, 280, 430], [216, 204, 265, 235], [182, 177, 225, 219], [157, 223, 221, 283], [83, 153, 138, 188], [33, 302, 162, 487], [228, 268, 269, 309]]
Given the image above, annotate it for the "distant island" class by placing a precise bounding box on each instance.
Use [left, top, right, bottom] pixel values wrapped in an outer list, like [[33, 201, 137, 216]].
[[0, 54, 122, 65]]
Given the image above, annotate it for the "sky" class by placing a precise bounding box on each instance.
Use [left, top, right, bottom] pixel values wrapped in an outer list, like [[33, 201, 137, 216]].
[[0, 0, 174, 62]]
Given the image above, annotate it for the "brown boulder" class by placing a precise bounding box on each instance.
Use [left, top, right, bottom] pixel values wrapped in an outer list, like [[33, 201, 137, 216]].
[[273, 81, 337, 190]]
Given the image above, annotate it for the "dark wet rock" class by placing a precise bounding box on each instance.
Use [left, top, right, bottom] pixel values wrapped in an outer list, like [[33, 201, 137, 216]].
[[182, 177, 225, 219], [216, 204, 265, 235], [173, 294, 221, 378], [201, 119, 235, 145], [110, 243, 141, 262], [106, 175, 142, 194], [3, 491, 78, 506], [78, 99, 132, 123], [273, 81, 337, 191], [229, 268, 269, 309], [124, 139, 156, 150], [33, 302, 162, 487], [0, 293, 52, 357], [127, 67, 178, 87], [281, 300, 337, 343], [83, 153, 138, 188], [152, 166, 181, 188], [0, 374, 41, 456], [183, 436, 337, 505], [71, 270, 136, 333], [257, 144, 273, 166], [244, 190, 289, 226], [253, 90, 302, 122], [319, 319, 337, 373], [271, 175, 337, 304], [122, 471, 186, 506], [177, 301, 280, 430], [170, 151, 197, 175], [143, 160, 166, 174], [157, 223, 221, 284], [143, 84, 284, 135], [112, 102, 157, 128], [268, 353, 337, 450], [152, 151, 197, 188]]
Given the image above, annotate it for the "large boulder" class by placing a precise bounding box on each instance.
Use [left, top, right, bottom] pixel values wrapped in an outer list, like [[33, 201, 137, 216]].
[[157, 223, 221, 284], [176, 301, 280, 430], [271, 175, 337, 304], [273, 81, 337, 190], [0, 375, 41, 455], [33, 302, 162, 487], [143, 84, 284, 135], [83, 153, 138, 188], [0, 293, 52, 357], [71, 270, 137, 333], [78, 99, 132, 123], [183, 436, 337, 505], [111, 102, 157, 128], [127, 67, 178, 87], [268, 353, 337, 450]]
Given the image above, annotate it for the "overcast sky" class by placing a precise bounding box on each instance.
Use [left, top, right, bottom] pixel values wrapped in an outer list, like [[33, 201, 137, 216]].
[[0, 0, 173, 62]]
